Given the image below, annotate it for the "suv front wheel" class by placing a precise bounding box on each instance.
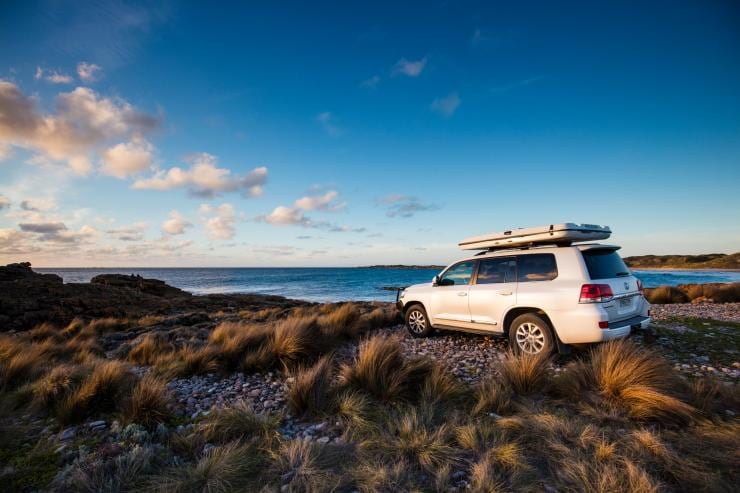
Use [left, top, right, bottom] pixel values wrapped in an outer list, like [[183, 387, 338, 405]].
[[405, 304, 434, 338], [509, 313, 555, 355]]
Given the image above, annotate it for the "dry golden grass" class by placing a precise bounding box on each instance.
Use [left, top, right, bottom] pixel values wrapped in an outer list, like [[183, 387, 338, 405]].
[[0, 343, 50, 389], [560, 340, 695, 423], [128, 333, 174, 365], [360, 407, 460, 474], [198, 400, 280, 444], [154, 346, 219, 378], [334, 390, 376, 431], [473, 377, 513, 416], [57, 360, 135, 423], [269, 439, 349, 492], [269, 315, 324, 370], [644, 285, 689, 304], [317, 302, 361, 339], [339, 334, 432, 402], [497, 351, 552, 395], [125, 375, 172, 427], [31, 364, 87, 412], [287, 354, 335, 417], [147, 442, 263, 493]]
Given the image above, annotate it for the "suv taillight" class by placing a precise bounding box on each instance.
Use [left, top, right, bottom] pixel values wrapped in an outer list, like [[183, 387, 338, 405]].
[[579, 284, 614, 303], [637, 279, 644, 293]]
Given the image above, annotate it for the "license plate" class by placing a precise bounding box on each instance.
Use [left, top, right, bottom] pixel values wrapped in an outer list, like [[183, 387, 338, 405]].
[[619, 297, 632, 307]]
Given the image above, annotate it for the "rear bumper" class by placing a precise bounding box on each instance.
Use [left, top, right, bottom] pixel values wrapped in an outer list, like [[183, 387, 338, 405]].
[[600, 315, 651, 341]]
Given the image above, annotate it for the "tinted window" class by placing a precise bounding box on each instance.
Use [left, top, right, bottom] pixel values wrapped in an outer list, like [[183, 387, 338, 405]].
[[582, 249, 630, 280], [439, 261, 475, 286], [476, 258, 516, 284], [517, 254, 558, 282]]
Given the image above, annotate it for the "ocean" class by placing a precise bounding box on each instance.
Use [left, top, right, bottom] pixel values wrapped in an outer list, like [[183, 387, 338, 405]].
[[36, 267, 740, 303]]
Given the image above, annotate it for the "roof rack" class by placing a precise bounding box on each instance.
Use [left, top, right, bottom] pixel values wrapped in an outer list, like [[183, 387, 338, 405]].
[[473, 240, 574, 255]]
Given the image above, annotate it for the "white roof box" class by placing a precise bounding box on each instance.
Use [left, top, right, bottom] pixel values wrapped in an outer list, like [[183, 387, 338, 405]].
[[459, 223, 611, 251]]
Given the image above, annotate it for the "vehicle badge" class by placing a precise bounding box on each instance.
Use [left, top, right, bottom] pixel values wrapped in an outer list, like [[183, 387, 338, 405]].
[[624, 282, 629, 290]]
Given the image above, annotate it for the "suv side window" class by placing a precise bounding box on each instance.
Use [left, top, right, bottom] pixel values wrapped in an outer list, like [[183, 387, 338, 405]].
[[517, 254, 558, 282], [439, 260, 476, 286], [476, 257, 516, 284]]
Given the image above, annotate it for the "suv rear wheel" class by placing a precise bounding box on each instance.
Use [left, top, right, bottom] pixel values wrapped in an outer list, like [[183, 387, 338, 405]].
[[509, 313, 555, 355], [405, 304, 434, 338]]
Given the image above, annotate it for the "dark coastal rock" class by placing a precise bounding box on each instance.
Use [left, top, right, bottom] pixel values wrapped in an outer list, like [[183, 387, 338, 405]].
[[91, 273, 190, 298], [0, 262, 309, 332]]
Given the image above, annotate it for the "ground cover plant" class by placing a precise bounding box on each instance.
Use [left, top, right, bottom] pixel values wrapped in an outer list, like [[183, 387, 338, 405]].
[[0, 301, 737, 492]]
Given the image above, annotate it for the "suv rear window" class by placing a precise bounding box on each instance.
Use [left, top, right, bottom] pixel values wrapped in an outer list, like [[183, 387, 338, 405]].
[[582, 249, 630, 280], [517, 254, 558, 282]]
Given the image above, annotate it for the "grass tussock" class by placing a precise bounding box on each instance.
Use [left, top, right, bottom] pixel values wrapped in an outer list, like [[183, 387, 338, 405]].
[[645, 282, 740, 304], [128, 333, 174, 365], [148, 442, 264, 493], [558, 340, 695, 423], [269, 316, 325, 371], [125, 375, 172, 427], [58, 360, 135, 424], [269, 439, 350, 492], [497, 351, 552, 395], [287, 354, 335, 417], [198, 400, 280, 444], [339, 334, 433, 402]]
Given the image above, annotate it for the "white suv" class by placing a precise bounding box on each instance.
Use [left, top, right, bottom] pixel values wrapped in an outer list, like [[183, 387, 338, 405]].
[[397, 244, 651, 355]]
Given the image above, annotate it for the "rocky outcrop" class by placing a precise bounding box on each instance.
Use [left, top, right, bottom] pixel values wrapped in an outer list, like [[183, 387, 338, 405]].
[[90, 274, 190, 298], [0, 262, 306, 332]]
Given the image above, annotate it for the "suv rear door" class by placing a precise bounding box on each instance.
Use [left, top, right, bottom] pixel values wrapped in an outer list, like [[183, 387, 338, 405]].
[[468, 256, 517, 332], [580, 247, 642, 322]]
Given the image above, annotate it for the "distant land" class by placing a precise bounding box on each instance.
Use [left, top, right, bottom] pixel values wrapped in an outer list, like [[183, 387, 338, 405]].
[[363, 253, 740, 271], [624, 253, 740, 270]]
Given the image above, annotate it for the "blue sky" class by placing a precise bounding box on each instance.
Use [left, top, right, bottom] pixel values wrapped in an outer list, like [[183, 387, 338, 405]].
[[1, 0, 739, 267]]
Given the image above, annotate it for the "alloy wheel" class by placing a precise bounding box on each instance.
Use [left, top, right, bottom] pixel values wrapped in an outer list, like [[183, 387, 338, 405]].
[[515, 322, 545, 354], [408, 310, 426, 334]]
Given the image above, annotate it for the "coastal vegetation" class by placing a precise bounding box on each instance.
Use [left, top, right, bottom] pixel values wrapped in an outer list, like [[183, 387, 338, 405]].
[[645, 282, 740, 304], [0, 263, 738, 491], [624, 252, 740, 270]]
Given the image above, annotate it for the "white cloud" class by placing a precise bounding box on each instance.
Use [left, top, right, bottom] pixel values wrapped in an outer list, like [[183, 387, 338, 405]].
[[101, 137, 153, 178], [393, 57, 427, 77], [20, 197, 57, 212], [35, 67, 74, 84], [0, 81, 159, 174], [106, 221, 148, 241], [262, 205, 310, 226], [200, 203, 237, 240], [162, 210, 192, 235], [0, 195, 10, 210], [133, 153, 268, 198], [430, 92, 460, 117], [378, 194, 440, 217], [294, 190, 345, 212], [77, 62, 102, 83], [316, 112, 342, 137]]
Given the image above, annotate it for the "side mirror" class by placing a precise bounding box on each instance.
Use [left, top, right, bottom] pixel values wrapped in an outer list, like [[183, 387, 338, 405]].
[[432, 275, 440, 286]]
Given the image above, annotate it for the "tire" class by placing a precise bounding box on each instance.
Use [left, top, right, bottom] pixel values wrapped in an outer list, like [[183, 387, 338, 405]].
[[405, 304, 434, 338], [508, 313, 555, 356]]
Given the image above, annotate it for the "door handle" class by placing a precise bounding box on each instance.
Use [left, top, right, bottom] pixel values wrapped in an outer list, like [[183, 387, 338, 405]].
[[457, 291, 468, 296], [497, 291, 513, 296]]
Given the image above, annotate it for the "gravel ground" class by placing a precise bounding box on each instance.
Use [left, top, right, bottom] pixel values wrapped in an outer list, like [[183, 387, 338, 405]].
[[164, 303, 739, 426], [650, 302, 740, 323]]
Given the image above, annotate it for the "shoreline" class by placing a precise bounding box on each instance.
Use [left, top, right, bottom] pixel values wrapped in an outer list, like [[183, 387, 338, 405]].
[[631, 267, 740, 272]]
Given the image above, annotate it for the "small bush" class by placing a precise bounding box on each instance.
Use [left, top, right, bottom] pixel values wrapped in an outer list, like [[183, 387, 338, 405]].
[[287, 354, 335, 417], [644, 286, 689, 304], [318, 303, 361, 339]]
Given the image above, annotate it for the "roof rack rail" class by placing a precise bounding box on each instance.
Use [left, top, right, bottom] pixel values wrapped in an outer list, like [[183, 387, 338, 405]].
[[473, 240, 574, 255]]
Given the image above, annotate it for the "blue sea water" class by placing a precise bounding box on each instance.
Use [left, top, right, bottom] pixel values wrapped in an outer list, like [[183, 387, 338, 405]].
[[36, 267, 740, 303]]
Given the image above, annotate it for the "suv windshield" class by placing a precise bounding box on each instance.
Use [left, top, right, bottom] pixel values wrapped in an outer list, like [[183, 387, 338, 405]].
[[582, 249, 630, 280]]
